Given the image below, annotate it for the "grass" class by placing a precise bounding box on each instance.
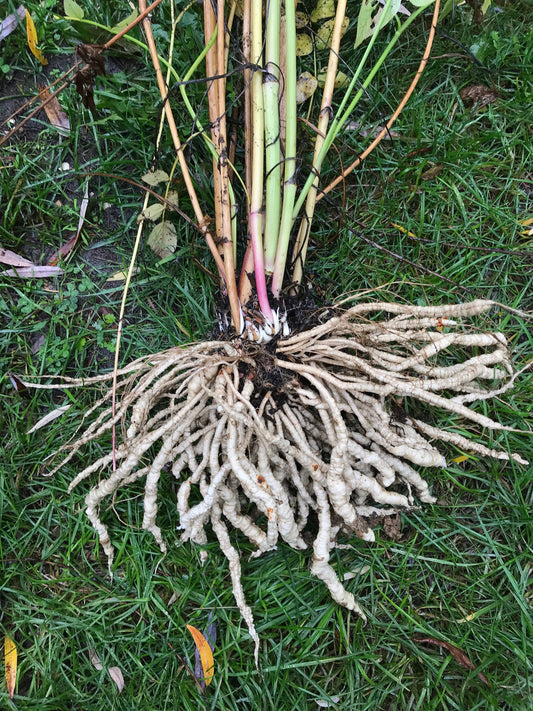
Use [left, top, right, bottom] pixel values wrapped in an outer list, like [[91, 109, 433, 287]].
[[1, 0, 532, 708]]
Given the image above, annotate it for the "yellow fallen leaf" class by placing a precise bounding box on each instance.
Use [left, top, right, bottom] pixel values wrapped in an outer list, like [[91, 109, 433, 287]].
[[296, 72, 318, 104], [317, 70, 350, 89], [316, 17, 349, 51], [310, 0, 335, 23], [25, 10, 48, 65], [295, 33, 313, 56], [5, 635, 17, 700], [391, 222, 418, 239], [142, 169, 170, 186], [452, 455, 470, 464], [186, 625, 214, 687], [147, 220, 177, 258], [106, 268, 139, 282]]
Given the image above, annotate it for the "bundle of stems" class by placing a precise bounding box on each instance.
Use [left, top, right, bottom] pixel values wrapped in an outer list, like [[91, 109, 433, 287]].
[[33, 0, 530, 660]]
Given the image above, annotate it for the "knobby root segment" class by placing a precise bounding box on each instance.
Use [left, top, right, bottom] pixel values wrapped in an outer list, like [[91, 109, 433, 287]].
[[37, 301, 527, 659]]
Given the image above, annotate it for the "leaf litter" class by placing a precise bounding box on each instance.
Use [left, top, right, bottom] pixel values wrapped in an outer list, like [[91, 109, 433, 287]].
[[414, 637, 491, 687]]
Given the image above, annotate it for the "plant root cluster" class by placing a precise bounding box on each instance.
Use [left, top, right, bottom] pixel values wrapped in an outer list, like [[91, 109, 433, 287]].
[[41, 300, 527, 660]]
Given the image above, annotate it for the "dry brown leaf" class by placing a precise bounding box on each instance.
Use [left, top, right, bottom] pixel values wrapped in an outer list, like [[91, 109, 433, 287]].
[[414, 637, 491, 687], [48, 181, 89, 265], [147, 220, 177, 258], [4, 635, 17, 700], [460, 84, 498, 108], [0, 5, 25, 41], [88, 648, 104, 670], [38, 84, 70, 135], [420, 164, 444, 181], [0, 248, 34, 267]]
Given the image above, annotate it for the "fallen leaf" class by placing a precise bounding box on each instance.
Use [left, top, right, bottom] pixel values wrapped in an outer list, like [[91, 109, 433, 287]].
[[296, 72, 318, 104], [316, 17, 349, 51], [318, 70, 351, 90], [8, 373, 28, 393], [107, 666, 124, 694], [88, 648, 103, 671], [27, 404, 71, 433], [460, 84, 498, 108], [64, 0, 85, 19], [142, 169, 170, 186], [38, 85, 71, 135], [48, 181, 89, 265], [414, 637, 491, 687], [0, 265, 63, 278], [187, 624, 214, 688], [310, 0, 335, 23], [25, 9, 47, 65], [146, 220, 177, 258], [420, 164, 443, 181], [315, 697, 340, 708], [0, 5, 25, 41], [343, 565, 371, 581], [137, 203, 165, 223], [0, 248, 34, 267], [295, 33, 313, 56], [105, 268, 139, 282], [5, 635, 17, 700], [452, 454, 470, 463], [193, 615, 216, 692]]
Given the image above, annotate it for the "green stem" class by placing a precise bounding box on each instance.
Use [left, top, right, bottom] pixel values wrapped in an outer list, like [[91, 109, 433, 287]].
[[262, 0, 282, 274], [270, 0, 297, 299], [292, 2, 428, 221]]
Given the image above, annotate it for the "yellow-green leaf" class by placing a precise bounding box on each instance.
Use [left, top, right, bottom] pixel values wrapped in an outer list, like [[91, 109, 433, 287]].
[[142, 169, 170, 186], [138, 203, 165, 223], [186, 625, 214, 687], [25, 10, 48, 65], [295, 33, 313, 56], [64, 0, 85, 19], [147, 221, 177, 258], [111, 9, 139, 34], [5, 635, 17, 700], [296, 72, 318, 104], [316, 17, 349, 51], [317, 70, 350, 89], [310, 0, 335, 23]]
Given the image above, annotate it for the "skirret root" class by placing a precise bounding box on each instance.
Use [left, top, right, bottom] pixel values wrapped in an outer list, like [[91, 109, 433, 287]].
[[37, 301, 529, 656]]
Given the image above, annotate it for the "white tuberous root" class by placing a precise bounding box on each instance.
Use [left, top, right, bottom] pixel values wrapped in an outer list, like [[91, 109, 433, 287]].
[[40, 301, 529, 654]]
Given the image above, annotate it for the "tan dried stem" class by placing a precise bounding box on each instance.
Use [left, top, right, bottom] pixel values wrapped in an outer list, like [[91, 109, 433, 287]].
[[138, 0, 227, 282]]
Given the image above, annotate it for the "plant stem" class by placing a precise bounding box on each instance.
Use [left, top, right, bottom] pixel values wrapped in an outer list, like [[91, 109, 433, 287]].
[[262, 0, 282, 275], [139, 0, 226, 283], [270, 0, 297, 299], [290, 0, 348, 288], [247, 0, 273, 320]]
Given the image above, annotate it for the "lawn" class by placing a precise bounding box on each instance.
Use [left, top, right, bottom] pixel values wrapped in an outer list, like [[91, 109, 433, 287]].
[[1, 1, 532, 709]]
